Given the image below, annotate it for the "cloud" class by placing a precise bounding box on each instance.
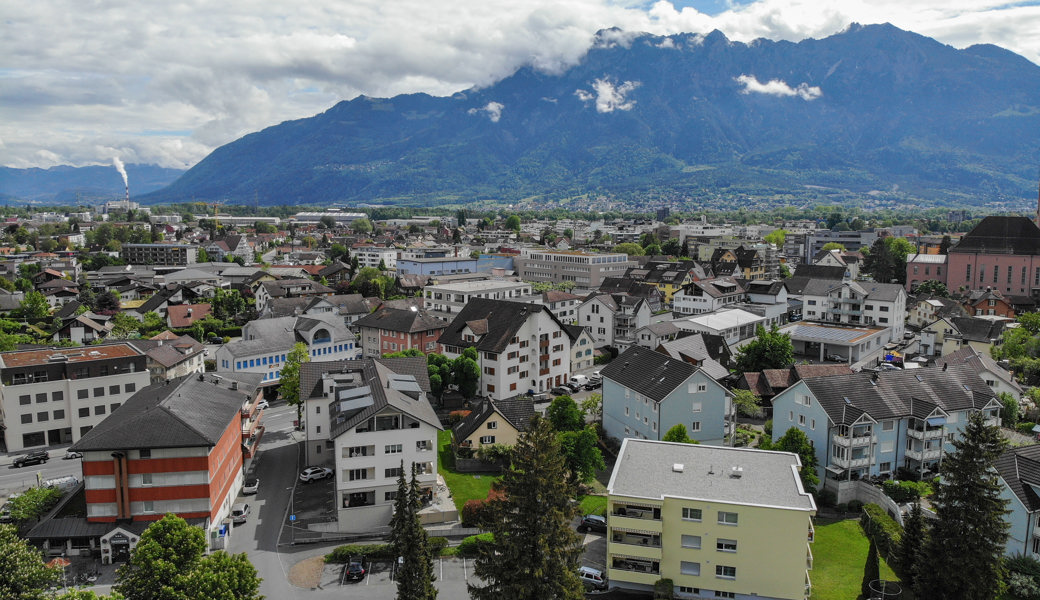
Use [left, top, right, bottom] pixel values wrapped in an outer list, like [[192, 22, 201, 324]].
[[468, 101, 505, 122], [576, 78, 641, 113], [735, 74, 822, 100], [1, 1, 1039, 169]]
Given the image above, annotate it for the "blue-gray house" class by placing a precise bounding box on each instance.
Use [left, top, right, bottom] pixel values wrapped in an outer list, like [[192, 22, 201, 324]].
[[771, 363, 1001, 489], [996, 445, 1040, 558], [601, 346, 733, 445]]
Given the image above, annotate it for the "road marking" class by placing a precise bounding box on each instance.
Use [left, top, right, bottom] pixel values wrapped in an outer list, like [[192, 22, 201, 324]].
[[439, 557, 443, 581], [462, 557, 467, 580]]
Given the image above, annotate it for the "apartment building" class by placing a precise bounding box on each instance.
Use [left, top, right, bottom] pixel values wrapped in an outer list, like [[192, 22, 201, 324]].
[[215, 313, 360, 386], [422, 279, 535, 322], [354, 307, 446, 357], [540, 290, 582, 324], [354, 246, 398, 270], [801, 280, 907, 342], [771, 364, 1002, 486], [673, 277, 746, 315], [601, 346, 733, 445], [577, 292, 651, 350], [298, 358, 444, 532], [565, 324, 597, 373], [606, 439, 816, 599], [995, 444, 1040, 558], [919, 316, 1007, 358], [61, 372, 264, 562], [438, 298, 572, 399], [121, 243, 199, 267], [514, 250, 635, 290], [805, 229, 878, 262], [253, 278, 335, 313], [0, 344, 150, 452]]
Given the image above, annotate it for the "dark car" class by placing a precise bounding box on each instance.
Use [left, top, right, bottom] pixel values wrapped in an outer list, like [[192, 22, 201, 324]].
[[584, 380, 602, 390], [551, 386, 572, 396], [13, 450, 49, 468], [345, 557, 366, 581], [577, 514, 607, 534]]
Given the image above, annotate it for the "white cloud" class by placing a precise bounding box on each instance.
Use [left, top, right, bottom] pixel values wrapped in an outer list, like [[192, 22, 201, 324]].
[[1, 1, 1038, 169], [468, 101, 505, 122], [576, 78, 641, 113], [735, 74, 822, 100]]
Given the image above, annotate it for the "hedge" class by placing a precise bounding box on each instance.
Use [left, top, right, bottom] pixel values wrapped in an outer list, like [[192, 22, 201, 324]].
[[456, 532, 494, 557], [326, 543, 395, 563], [860, 503, 903, 559], [881, 479, 930, 503]]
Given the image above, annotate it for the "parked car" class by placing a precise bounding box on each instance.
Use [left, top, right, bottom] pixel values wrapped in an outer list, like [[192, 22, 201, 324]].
[[577, 514, 607, 534], [0, 498, 15, 523], [345, 557, 366, 581], [904, 331, 916, 340], [231, 503, 250, 524], [299, 466, 333, 482], [578, 566, 608, 591], [826, 354, 845, 362], [568, 375, 589, 389], [584, 380, 602, 390], [206, 335, 223, 345], [551, 386, 572, 396], [242, 477, 259, 495], [255, 399, 269, 410], [878, 362, 901, 371], [62, 450, 83, 460], [13, 450, 49, 468]]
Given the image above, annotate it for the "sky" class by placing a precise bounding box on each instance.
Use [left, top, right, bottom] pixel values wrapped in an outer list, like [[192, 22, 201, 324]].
[[2, 0, 1039, 171]]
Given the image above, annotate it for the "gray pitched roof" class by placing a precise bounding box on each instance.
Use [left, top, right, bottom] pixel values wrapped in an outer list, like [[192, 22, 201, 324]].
[[355, 307, 446, 334], [454, 395, 536, 441], [70, 372, 263, 451], [952, 216, 1040, 256], [800, 364, 996, 425], [996, 445, 1040, 512], [438, 298, 564, 354], [600, 346, 697, 403]]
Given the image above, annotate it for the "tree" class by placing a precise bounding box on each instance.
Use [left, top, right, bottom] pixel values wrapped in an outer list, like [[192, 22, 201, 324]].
[[915, 412, 1009, 600], [763, 229, 787, 247], [773, 427, 819, 494], [456, 209, 467, 227], [779, 263, 792, 279], [820, 242, 846, 252], [662, 423, 694, 444], [939, 235, 952, 255], [95, 290, 121, 313], [546, 395, 584, 432], [504, 215, 521, 232], [178, 552, 262, 600], [469, 416, 584, 600], [453, 347, 481, 399], [679, 239, 690, 258], [352, 217, 373, 234], [580, 393, 602, 422], [197, 247, 210, 263], [735, 325, 794, 373], [732, 389, 762, 418], [900, 501, 926, 591], [8, 487, 62, 525], [114, 513, 208, 600], [390, 463, 437, 600], [18, 291, 49, 321], [558, 427, 605, 484], [1000, 392, 1020, 427], [612, 242, 645, 256], [212, 289, 247, 322], [0, 523, 57, 600], [109, 313, 142, 339], [319, 215, 337, 229], [279, 342, 311, 416], [914, 279, 949, 298]]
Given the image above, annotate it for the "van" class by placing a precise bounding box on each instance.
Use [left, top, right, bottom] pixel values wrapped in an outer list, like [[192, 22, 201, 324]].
[[578, 566, 607, 591], [568, 375, 589, 389]]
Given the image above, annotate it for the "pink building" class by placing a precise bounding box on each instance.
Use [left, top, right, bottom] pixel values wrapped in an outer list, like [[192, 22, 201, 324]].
[[944, 216, 1040, 297]]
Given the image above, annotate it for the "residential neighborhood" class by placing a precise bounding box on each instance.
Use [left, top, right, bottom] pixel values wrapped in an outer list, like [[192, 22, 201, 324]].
[[1, 206, 1039, 599]]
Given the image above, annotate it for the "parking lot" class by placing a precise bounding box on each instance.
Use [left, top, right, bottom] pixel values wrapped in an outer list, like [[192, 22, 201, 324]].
[[319, 556, 477, 598]]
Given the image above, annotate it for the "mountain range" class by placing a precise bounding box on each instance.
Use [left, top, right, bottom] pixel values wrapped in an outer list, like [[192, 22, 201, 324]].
[[0, 164, 184, 205], [7, 23, 1040, 209]]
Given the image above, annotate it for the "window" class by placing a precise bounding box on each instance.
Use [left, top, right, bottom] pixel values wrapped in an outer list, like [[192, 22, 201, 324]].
[[36, 411, 48, 422], [691, 401, 702, 412], [385, 444, 403, 454], [716, 539, 737, 552], [480, 435, 496, 444], [880, 462, 892, 473], [883, 420, 895, 431], [881, 441, 895, 453], [93, 387, 104, 397], [384, 491, 398, 502], [715, 565, 736, 579], [143, 501, 154, 513], [53, 410, 64, 419], [690, 421, 701, 432], [798, 415, 806, 425], [110, 403, 120, 412], [487, 421, 498, 430], [94, 405, 106, 415], [36, 393, 47, 403], [109, 385, 120, 395], [52, 391, 63, 402], [681, 534, 701, 549], [682, 508, 702, 521], [19, 395, 30, 405], [680, 561, 700, 576], [697, 383, 707, 392], [140, 449, 151, 458], [142, 473, 153, 485], [718, 511, 738, 525], [714, 592, 736, 599], [20, 414, 31, 424], [679, 587, 700, 595], [78, 407, 89, 418], [385, 467, 402, 478], [349, 469, 368, 481]]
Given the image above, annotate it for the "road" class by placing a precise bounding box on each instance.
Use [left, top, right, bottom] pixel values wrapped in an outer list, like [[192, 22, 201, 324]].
[[1, 453, 83, 501]]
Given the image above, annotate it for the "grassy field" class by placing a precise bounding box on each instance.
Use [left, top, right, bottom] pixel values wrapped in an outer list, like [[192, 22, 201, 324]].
[[437, 430, 500, 511], [579, 494, 607, 516], [812, 518, 902, 600]]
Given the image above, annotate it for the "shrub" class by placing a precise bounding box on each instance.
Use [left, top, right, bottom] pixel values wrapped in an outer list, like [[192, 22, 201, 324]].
[[653, 578, 675, 599], [461, 499, 488, 527], [848, 499, 864, 513], [882, 479, 929, 503], [456, 532, 493, 557], [861, 503, 903, 558], [326, 543, 394, 563], [475, 443, 512, 464], [1016, 422, 1038, 437], [428, 536, 449, 555], [763, 418, 773, 437], [815, 489, 837, 508]]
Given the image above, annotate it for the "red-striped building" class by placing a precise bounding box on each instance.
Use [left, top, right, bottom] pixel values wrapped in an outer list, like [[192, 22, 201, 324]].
[[69, 372, 264, 563]]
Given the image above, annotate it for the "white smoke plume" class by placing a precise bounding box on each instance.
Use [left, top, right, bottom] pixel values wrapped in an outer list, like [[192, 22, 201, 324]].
[[112, 156, 128, 187]]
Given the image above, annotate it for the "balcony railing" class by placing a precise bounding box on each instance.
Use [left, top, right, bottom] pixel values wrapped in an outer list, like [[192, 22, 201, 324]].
[[611, 505, 661, 521], [907, 428, 943, 440], [905, 448, 942, 461], [832, 434, 874, 447], [831, 455, 871, 469], [807, 544, 813, 570], [611, 532, 662, 548], [610, 557, 660, 575]]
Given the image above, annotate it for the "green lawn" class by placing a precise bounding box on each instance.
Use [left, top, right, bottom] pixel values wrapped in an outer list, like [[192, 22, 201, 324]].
[[438, 430, 500, 511], [578, 495, 607, 516], [812, 518, 901, 600]]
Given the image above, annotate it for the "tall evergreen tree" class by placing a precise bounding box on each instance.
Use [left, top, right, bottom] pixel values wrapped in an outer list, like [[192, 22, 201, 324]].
[[469, 416, 584, 600], [915, 412, 1009, 600], [388, 461, 411, 558], [900, 501, 926, 591], [390, 462, 436, 600]]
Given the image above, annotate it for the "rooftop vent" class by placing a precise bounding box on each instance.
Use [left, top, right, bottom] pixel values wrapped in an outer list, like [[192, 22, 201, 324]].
[[672, 463, 684, 473], [47, 354, 69, 362], [730, 466, 744, 479]]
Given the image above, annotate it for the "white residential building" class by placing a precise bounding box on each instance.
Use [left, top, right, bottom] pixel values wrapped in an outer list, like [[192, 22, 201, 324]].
[[354, 247, 398, 270], [801, 280, 907, 342], [672, 277, 746, 315], [422, 279, 535, 322], [577, 293, 651, 350]]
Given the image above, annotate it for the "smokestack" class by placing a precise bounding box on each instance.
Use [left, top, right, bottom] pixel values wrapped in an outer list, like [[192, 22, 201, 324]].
[[113, 157, 129, 203]]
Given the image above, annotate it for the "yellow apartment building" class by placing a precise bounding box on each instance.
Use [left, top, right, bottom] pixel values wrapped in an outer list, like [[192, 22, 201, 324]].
[[606, 439, 816, 599]]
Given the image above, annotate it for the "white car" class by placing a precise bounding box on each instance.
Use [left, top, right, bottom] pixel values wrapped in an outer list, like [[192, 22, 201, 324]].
[[256, 399, 269, 410], [231, 503, 250, 524], [299, 466, 333, 482], [242, 477, 259, 495]]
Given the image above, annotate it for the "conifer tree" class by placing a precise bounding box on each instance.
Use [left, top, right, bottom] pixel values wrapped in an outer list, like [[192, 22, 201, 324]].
[[899, 501, 926, 591], [469, 416, 584, 600], [389, 462, 436, 600], [915, 412, 1009, 600]]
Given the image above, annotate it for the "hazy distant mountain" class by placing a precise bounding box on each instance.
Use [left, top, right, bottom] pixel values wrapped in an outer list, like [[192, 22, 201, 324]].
[[140, 23, 1040, 207], [0, 164, 185, 205]]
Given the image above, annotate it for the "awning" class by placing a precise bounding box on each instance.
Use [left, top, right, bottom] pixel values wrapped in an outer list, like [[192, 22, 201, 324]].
[[826, 465, 844, 475], [926, 417, 946, 427], [616, 502, 660, 511], [611, 554, 658, 563]]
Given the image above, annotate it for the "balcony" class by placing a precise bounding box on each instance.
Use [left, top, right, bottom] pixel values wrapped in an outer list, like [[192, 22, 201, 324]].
[[831, 455, 871, 469], [808, 521, 815, 544], [539, 368, 550, 376], [610, 531, 662, 548], [611, 504, 661, 521], [610, 556, 660, 576], [907, 428, 944, 440], [830, 307, 863, 316], [832, 433, 874, 447], [807, 544, 813, 570], [905, 447, 942, 462], [985, 416, 1002, 428]]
